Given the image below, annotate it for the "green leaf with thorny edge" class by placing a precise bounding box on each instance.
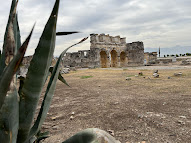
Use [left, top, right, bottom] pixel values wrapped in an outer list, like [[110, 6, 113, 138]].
[[28, 37, 88, 139], [0, 25, 34, 110], [17, 0, 60, 142]]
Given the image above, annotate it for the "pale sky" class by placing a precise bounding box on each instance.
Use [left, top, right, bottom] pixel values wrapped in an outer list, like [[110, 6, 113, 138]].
[[0, 0, 191, 56]]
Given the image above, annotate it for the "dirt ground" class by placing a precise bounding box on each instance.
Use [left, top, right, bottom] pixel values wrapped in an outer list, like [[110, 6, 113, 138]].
[[40, 66, 191, 143]]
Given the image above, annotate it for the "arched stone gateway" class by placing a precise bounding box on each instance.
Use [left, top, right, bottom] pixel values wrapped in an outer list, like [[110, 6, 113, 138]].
[[120, 51, 126, 67], [100, 51, 108, 68], [111, 50, 118, 67], [63, 34, 144, 68]]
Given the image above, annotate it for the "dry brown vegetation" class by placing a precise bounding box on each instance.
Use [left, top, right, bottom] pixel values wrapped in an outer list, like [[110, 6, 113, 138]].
[[42, 67, 191, 143]]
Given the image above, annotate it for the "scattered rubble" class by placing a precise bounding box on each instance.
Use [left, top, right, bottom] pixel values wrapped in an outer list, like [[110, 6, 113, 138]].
[[174, 72, 182, 76], [70, 115, 74, 120], [107, 129, 115, 136], [177, 120, 185, 125], [153, 70, 158, 74], [52, 125, 60, 130], [51, 116, 59, 121], [179, 116, 186, 119], [126, 77, 131, 80], [181, 59, 191, 65], [138, 72, 143, 76], [153, 73, 159, 78], [152, 70, 159, 78], [61, 68, 70, 74]]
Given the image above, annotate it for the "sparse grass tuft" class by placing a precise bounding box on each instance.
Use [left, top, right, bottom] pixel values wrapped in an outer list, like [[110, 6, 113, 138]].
[[80, 75, 93, 79], [123, 68, 129, 71], [126, 75, 134, 77]]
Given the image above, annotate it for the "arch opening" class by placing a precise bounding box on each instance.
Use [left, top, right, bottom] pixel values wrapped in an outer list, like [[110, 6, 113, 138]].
[[111, 50, 118, 67], [120, 51, 126, 67], [100, 51, 108, 68]]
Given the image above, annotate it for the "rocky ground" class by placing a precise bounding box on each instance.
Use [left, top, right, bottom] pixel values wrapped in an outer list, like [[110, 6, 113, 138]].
[[38, 66, 191, 143]]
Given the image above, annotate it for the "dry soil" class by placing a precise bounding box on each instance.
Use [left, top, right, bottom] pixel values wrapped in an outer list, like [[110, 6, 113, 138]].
[[39, 66, 191, 143]]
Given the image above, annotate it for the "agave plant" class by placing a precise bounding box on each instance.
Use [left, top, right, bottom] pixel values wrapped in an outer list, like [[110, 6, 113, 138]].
[[0, 0, 120, 143]]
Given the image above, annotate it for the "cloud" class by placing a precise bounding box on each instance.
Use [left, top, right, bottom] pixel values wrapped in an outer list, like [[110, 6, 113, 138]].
[[0, 0, 191, 56]]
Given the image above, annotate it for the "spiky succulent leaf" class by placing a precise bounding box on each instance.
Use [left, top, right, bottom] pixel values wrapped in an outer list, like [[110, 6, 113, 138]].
[[58, 72, 70, 87], [49, 66, 70, 87], [0, 86, 19, 143], [0, 0, 18, 77], [62, 129, 95, 143], [13, 14, 21, 53], [17, 0, 60, 142], [0, 26, 34, 109], [56, 32, 79, 36], [35, 131, 50, 143], [29, 37, 88, 139], [62, 128, 121, 143]]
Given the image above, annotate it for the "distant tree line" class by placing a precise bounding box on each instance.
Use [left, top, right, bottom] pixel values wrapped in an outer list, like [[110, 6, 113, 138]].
[[163, 53, 191, 57]]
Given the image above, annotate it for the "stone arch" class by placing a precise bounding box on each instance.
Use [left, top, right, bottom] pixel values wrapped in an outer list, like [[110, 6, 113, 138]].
[[111, 50, 118, 67], [120, 51, 126, 67], [100, 51, 108, 68]]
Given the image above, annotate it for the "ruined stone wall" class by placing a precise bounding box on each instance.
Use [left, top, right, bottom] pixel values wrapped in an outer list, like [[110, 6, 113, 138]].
[[144, 52, 158, 65], [19, 56, 33, 76], [90, 34, 127, 52], [63, 33, 144, 68], [22, 55, 33, 65], [63, 49, 100, 68], [19, 56, 58, 76], [126, 42, 144, 66], [90, 33, 128, 67]]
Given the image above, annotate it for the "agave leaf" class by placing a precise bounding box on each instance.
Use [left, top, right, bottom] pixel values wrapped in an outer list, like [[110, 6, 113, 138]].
[[49, 66, 70, 87], [35, 131, 50, 143], [28, 37, 88, 139], [0, 26, 34, 109], [29, 136, 37, 143], [58, 72, 70, 87], [14, 13, 21, 53], [56, 31, 79, 36], [14, 14, 22, 79], [62, 128, 121, 143], [0, 86, 19, 143], [62, 129, 95, 143], [0, 0, 18, 77], [17, 0, 60, 142]]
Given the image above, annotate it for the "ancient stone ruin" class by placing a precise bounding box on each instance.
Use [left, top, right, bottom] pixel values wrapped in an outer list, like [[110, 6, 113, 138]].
[[63, 33, 144, 68], [144, 52, 158, 65]]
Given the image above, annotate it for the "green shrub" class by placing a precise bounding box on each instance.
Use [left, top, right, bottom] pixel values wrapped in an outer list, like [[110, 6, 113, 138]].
[[186, 53, 191, 56]]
